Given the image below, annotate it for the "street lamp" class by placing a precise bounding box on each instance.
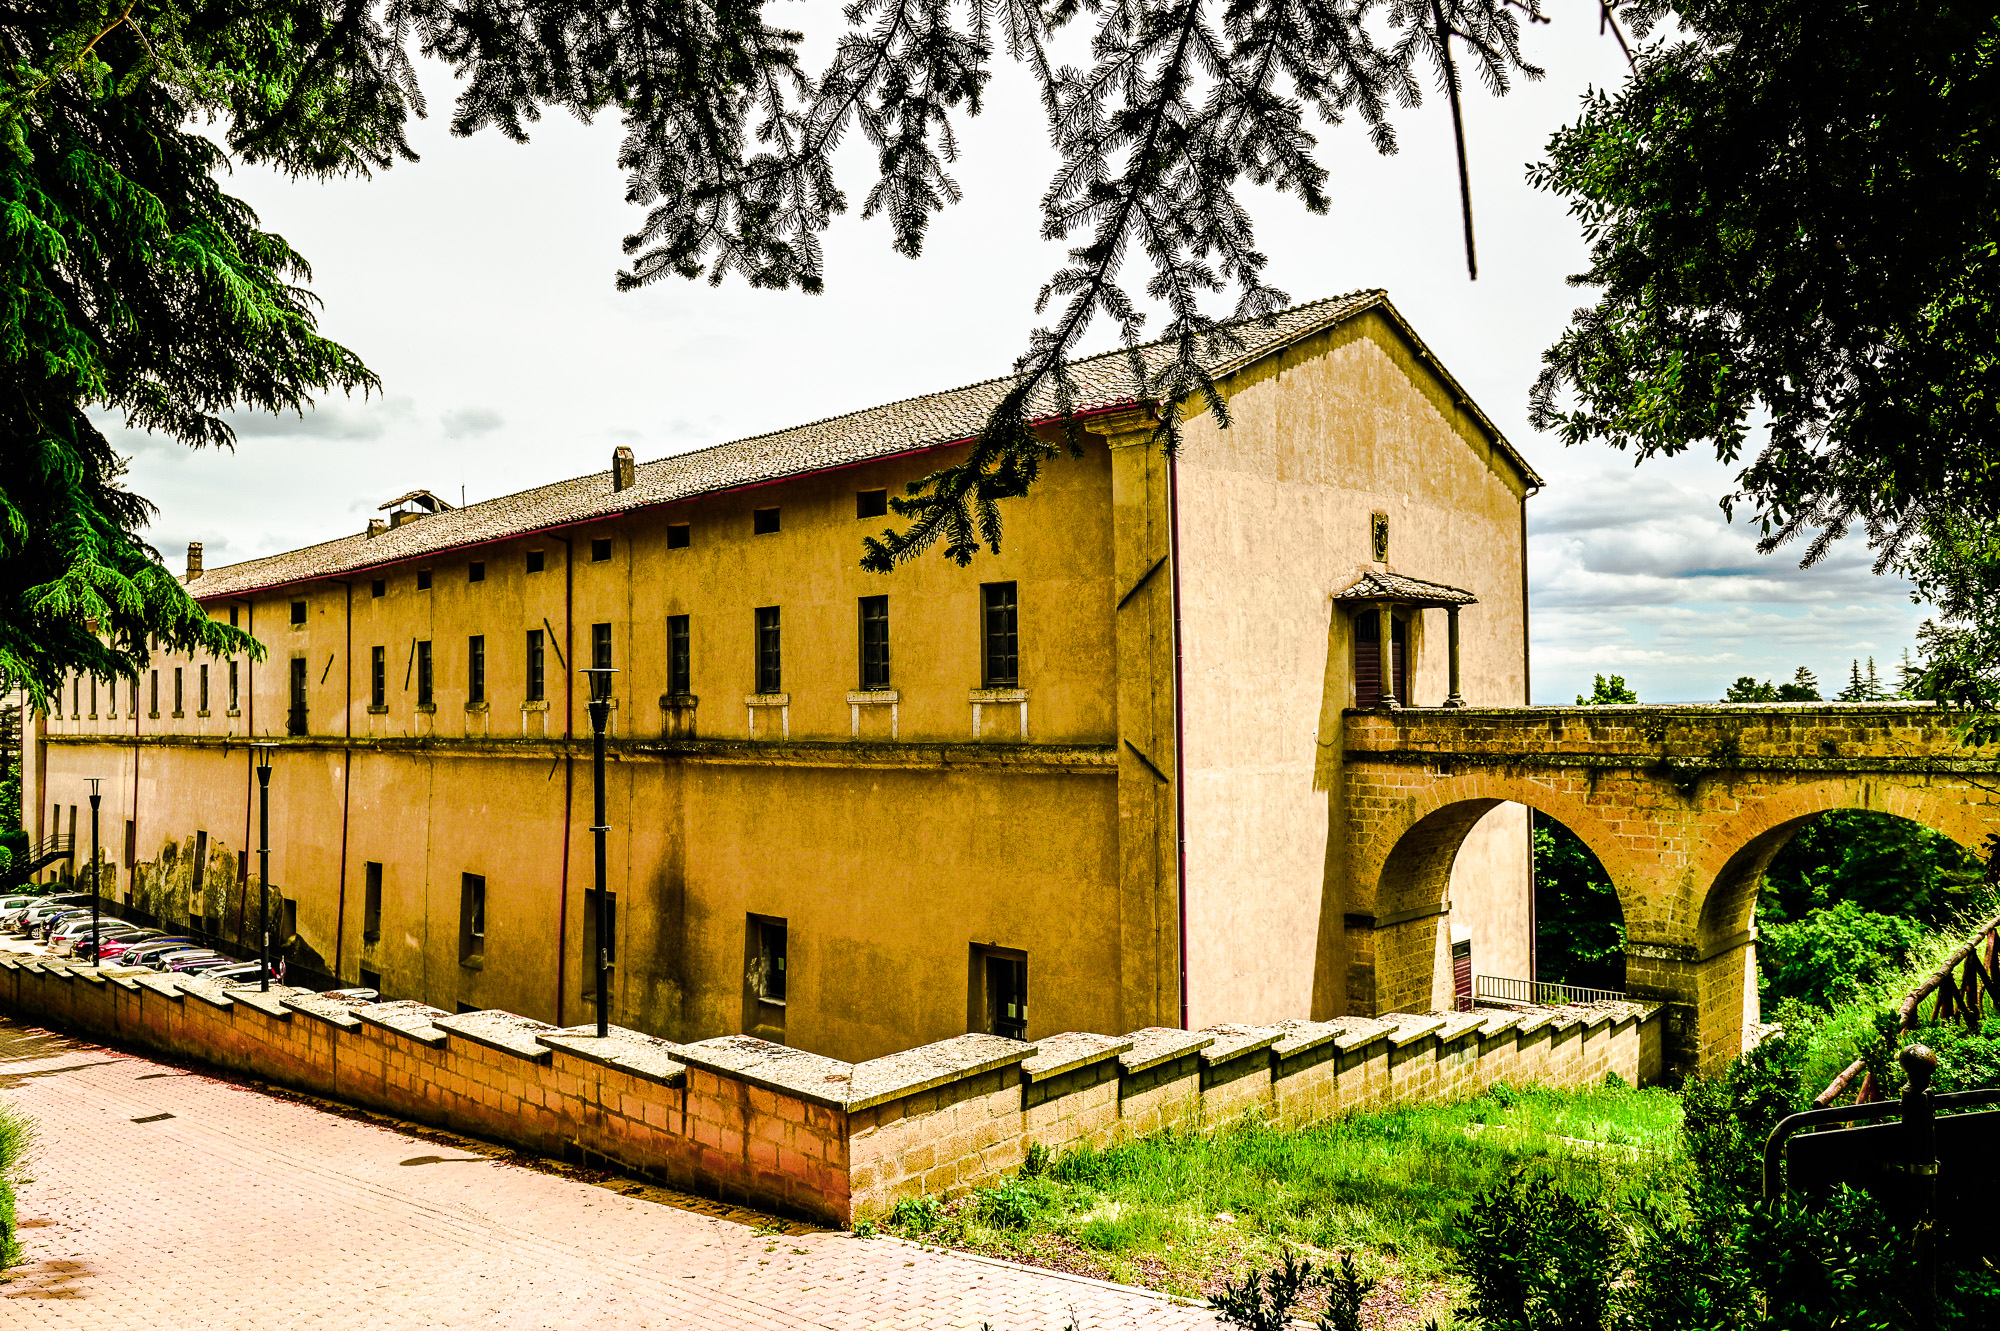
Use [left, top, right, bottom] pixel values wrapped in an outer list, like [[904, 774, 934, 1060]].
[[87, 778, 101, 967], [582, 666, 618, 1037], [252, 743, 276, 992]]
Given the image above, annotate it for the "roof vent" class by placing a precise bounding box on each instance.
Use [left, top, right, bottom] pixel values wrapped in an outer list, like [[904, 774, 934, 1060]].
[[185, 541, 203, 580], [612, 446, 636, 493], [377, 489, 454, 529], [367, 517, 387, 538]]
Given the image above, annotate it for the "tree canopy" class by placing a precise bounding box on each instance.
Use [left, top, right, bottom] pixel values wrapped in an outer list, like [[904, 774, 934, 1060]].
[[1530, 0, 2000, 576]]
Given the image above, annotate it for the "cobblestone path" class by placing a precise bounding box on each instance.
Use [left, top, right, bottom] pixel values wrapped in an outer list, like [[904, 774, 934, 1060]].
[[0, 1017, 1207, 1330]]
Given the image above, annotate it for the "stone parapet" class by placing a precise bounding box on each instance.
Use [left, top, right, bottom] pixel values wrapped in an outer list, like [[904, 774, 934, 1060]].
[[0, 955, 1659, 1226]]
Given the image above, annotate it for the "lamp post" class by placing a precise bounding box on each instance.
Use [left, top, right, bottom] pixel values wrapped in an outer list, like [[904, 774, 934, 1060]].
[[252, 744, 276, 992], [582, 666, 618, 1037], [87, 778, 101, 966]]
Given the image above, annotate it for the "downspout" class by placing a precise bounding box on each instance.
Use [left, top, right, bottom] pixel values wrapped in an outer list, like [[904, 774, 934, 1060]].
[[1520, 483, 1538, 980], [553, 534, 575, 1026], [332, 579, 353, 981], [128, 661, 137, 905], [240, 597, 254, 944], [1168, 453, 1190, 1030]]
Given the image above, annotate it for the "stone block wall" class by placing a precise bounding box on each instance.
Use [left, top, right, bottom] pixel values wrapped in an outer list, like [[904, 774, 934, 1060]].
[[0, 954, 1659, 1226]]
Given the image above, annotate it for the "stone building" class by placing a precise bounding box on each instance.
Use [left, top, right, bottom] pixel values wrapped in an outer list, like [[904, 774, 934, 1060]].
[[17, 290, 1540, 1062]]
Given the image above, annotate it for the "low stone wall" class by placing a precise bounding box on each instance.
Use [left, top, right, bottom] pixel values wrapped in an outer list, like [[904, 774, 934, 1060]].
[[0, 955, 1660, 1224]]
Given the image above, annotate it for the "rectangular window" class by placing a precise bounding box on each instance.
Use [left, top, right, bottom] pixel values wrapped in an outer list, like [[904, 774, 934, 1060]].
[[191, 831, 207, 916], [370, 579, 386, 598], [526, 549, 545, 574], [198, 664, 209, 713], [667, 615, 691, 696], [290, 600, 307, 626], [591, 622, 613, 671], [753, 507, 780, 535], [859, 596, 890, 689], [227, 661, 238, 712], [359, 968, 382, 994], [754, 607, 781, 693], [583, 888, 618, 994], [288, 657, 307, 735], [173, 667, 184, 715], [591, 538, 612, 562], [71, 676, 79, 715], [229, 605, 240, 627], [468, 561, 485, 583], [467, 635, 486, 704], [460, 873, 485, 962], [980, 950, 1028, 1041], [89, 675, 97, 715], [363, 862, 382, 941], [751, 917, 787, 1003], [416, 570, 432, 591], [130, 678, 139, 715], [149, 670, 158, 716], [666, 523, 690, 549], [370, 646, 386, 708], [982, 582, 1019, 687], [416, 640, 433, 706], [526, 629, 546, 702], [857, 488, 888, 519]]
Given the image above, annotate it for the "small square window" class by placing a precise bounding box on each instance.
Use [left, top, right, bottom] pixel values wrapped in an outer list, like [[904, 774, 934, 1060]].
[[666, 524, 691, 550], [526, 550, 546, 574], [370, 579, 386, 598], [417, 569, 432, 590], [857, 489, 888, 519], [359, 967, 382, 994], [289, 600, 307, 626], [468, 561, 485, 583], [591, 538, 612, 562], [753, 507, 780, 535]]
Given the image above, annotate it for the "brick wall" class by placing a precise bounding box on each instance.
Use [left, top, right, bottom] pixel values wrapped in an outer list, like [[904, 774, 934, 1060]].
[[1, 955, 1659, 1226]]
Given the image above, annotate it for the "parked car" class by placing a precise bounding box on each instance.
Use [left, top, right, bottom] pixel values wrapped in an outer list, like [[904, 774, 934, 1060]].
[[54, 921, 149, 957], [47, 916, 124, 952], [0, 895, 41, 922], [157, 951, 230, 972], [9, 897, 89, 933], [204, 963, 269, 984], [112, 938, 195, 968], [35, 908, 93, 941], [73, 928, 159, 961]]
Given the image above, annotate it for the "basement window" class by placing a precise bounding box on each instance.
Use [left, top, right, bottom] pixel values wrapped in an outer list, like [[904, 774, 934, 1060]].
[[753, 507, 780, 535], [468, 561, 485, 583], [666, 523, 690, 549], [750, 917, 787, 1004], [416, 569, 432, 590], [857, 489, 888, 519], [591, 538, 612, 562], [526, 550, 545, 574]]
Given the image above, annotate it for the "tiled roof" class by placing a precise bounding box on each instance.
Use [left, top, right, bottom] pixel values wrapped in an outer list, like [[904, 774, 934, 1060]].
[[187, 290, 1536, 599], [1333, 571, 1479, 606]]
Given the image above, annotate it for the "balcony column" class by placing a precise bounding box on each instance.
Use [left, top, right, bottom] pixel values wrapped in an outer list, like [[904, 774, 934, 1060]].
[[1377, 603, 1398, 708], [1444, 605, 1465, 707]]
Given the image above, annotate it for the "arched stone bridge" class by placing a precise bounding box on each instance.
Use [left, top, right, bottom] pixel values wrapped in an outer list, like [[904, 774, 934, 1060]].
[[1338, 703, 2000, 1077]]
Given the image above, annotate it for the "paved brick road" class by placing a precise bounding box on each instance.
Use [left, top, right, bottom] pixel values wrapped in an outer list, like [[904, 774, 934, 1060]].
[[0, 1017, 1208, 1330]]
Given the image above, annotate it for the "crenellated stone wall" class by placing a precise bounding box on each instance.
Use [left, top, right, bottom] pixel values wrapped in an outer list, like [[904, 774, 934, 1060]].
[[0, 953, 1659, 1225]]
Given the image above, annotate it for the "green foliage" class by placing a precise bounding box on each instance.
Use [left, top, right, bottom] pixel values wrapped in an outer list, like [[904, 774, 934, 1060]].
[[887, 1193, 947, 1233], [1454, 1172, 1618, 1331], [1533, 812, 1624, 991], [1758, 899, 1930, 1011], [0, 1101, 31, 1269], [1761, 811, 1984, 930], [1530, 0, 2000, 576], [1906, 1016, 2000, 1094], [1724, 667, 1821, 703], [972, 1175, 1069, 1230], [1837, 657, 1896, 702], [1210, 1248, 1373, 1331], [1574, 674, 1637, 706]]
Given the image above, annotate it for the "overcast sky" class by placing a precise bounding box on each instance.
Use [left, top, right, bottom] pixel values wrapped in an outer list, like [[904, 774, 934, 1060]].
[[105, 6, 1929, 705]]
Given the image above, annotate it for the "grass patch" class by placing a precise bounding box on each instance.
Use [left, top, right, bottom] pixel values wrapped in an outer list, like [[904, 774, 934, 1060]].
[[882, 1077, 1683, 1316], [0, 1100, 32, 1269]]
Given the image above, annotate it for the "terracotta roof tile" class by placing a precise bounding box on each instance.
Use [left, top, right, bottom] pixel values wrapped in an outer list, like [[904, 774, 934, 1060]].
[[187, 290, 1533, 599], [1332, 571, 1480, 606]]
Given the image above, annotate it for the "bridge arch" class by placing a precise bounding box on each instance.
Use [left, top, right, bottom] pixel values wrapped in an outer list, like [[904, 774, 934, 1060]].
[[1354, 775, 1631, 1016]]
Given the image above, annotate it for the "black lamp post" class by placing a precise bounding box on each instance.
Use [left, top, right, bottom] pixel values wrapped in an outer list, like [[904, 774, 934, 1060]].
[[87, 778, 101, 966], [252, 743, 275, 992], [582, 665, 618, 1037]]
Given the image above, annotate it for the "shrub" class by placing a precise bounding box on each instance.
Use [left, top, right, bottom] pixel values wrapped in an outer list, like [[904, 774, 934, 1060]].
[[0, 1103, 32, 1269], [1907, 1016, 2000, 1093], [1454, 1172, 1618, 1331], [973, 1176, 1067, 1230], [1210, 1248, 1373, 1331], [1759, 900, 1928, 1010], [888, 1194, 947, 1233]]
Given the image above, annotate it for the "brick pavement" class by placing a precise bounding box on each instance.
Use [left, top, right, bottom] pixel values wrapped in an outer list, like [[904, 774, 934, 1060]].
[[0, 1016, 1209, 1330]]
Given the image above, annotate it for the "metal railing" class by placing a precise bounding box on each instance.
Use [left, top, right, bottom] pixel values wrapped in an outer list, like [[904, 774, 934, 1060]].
[[1816, 910, 2000, 1107], [1475, 973, 1631, 1007]]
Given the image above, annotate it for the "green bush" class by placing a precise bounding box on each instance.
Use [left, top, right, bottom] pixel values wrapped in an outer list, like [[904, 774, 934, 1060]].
[[1759, 899, 1929, 1010], [1907, 1016, 2000, 1093], [973, 1176, 1068, 1230], [0, 1102, 31, 1269], [887, 1194, 947, 1233]]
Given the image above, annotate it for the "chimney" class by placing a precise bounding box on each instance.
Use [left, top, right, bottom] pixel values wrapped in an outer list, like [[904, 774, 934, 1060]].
[[185, 541, 203, 580], [391, 509, 419, 528], [367, 517, 387, 538], [612, 446, 636, 492]]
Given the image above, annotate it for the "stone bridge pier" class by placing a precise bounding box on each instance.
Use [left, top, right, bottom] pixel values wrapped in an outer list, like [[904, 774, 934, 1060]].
[[1337, 703, 2000, 1078]]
